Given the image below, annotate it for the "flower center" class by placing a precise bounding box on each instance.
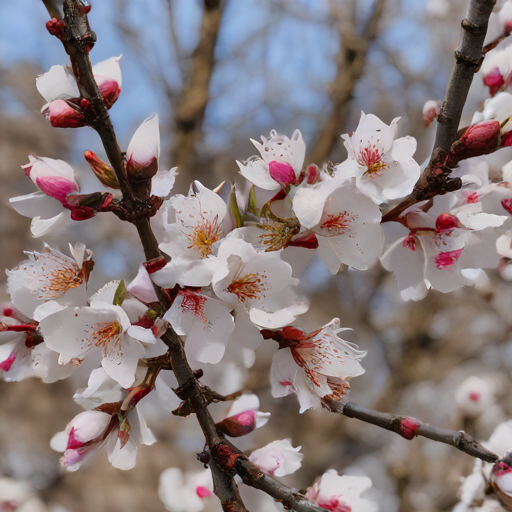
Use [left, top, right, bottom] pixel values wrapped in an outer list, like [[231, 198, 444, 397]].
[[256, 218, 301, 251], [186, 217, 222, 258], [228, 272, 266, 302], [358, 145, 386, 175], [320, 212, 353, 235], [91, 321, 123, 351], [179, 290, 207, 323]]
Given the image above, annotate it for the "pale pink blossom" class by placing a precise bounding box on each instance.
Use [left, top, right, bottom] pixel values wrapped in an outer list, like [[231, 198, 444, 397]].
[[248, 439, 303, 477], [455, 376, 496, 418], [159, 468, 217, 512], [268, 319, 366, 413], [336, 112, 421, 203], [126, 113, 160, 179], [305, 470, 377, 512], [481, 45, 512, 96], [237, 129, 306, 190]]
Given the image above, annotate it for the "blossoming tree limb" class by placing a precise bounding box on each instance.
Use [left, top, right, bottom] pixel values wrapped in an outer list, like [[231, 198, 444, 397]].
[[5, 0, 511, 510]]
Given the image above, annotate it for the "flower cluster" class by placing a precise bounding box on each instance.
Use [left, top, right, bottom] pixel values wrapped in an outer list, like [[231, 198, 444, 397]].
[[8, 5, 512, 510]]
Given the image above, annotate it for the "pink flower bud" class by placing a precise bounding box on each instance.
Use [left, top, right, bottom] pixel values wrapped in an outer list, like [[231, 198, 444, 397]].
[[42, 100, 87, 128], [96, 76, 121, 108], [399, 417, 421, 440], [84, 151, 120, 189], [216, 409, 257, 437], [483, 67, 505, 96], [435, 213, 460, 233], [422, 99, 441, 127], [268, 161, 297, 187], [306, 164, 320, 184], [126, 113, 160, 180], [22, 156, 79, 205], [449, 120, 501, 164]]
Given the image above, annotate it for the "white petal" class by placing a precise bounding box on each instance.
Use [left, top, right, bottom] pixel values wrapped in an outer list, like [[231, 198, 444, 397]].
[[92, 55, 122, 86], [31, 212, 68, 237], [126, 113, 160, 171], [236, 159, 280, 191], [9, 192, 63, 219], [151, 167, 178, 197], [36, 65, 79, 102]]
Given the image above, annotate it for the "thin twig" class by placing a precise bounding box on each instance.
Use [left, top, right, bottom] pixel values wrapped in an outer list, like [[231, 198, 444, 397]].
[[382, 0, 497, 222], [327, 401, 499, 463]]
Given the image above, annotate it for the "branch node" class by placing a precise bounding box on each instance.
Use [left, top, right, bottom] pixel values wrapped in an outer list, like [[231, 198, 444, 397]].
[[454, 49, 484, 69]]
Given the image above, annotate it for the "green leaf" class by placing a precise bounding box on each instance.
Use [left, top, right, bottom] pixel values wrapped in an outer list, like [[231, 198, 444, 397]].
[[113, 280, 126, 306], [247, 185, 259, 216], [228, 184, 243, 228]]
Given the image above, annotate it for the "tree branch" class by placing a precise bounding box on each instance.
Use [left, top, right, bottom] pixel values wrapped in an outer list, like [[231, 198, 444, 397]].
[[44, 2, 246, 509], [327, 400, 499, 463], [382, 0, 497, 222], [307, 0, 385, 164], [171, 0, 224, 182]]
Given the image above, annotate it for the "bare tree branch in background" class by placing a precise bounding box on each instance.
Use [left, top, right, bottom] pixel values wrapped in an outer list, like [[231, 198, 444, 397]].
[[307, 0, 385, 164], [171, 0, 224, 184]]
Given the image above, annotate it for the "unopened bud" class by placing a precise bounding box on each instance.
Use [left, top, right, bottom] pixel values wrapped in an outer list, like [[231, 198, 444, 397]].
[[84, 151, 120, 189], [126, 113, 160, 181], [422, 99, 441, 127], [483, 67, 505, 96], [306, 164, 320, 184], [216, 409, 257, 438], [268, 161, 297, 187], [448, 120, 501, 165], [42, 100, 87, 128]]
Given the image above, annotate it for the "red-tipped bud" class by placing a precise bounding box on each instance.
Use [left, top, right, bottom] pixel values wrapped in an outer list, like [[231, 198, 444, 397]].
[[84, 151, 120, 189], [97, 76, 121, 108], [398, 417, 421, 440], [483, 67, 505, 96], [42, 100, 87, 128], [448, 120, 501, 165], [126, 113, 160, 181], [288, 232, 319, 249], [306, 164, 320, 184], [216, 410, 257, 438], [435, 213, 460, 233]]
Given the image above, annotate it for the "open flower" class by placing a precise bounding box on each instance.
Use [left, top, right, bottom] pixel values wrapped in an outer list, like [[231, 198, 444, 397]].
[[249, 439, 303, 477], [38, 281, 166, 388], [212, 237, 307, 328], [381, 194, 505, 301], [7, 243, 92, 318], [292, 176, 383, 272], [159, 468, 215, 512], [305, 470, 377, 512], [267, 319, 366, 413], [153, 182, 229, 288], [36, 56, 122, 127], [216, 393, 270, 437], [237, 129, 306, 190], [336, 112, 420, 203]]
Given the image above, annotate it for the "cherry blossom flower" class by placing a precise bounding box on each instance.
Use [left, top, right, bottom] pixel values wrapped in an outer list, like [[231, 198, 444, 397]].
[[9, 156, 95, 237], [159, 468, 217, 512], [212, 237, 307, 328], [237, 129, 306, 190], [481, 45, 512, 96], [471, 92, 512, 135], [51, 405, 155, 471], [305, 470, 377, 512], [336, 112, 421, 203], [153, 182, 229, 288], [292, 176, 383, 272], [0, 478, 47, 512], [455, 376, 496, 418], [248, 439, 303, 477], [267, 319, 366, 413], [381, 195, 505, 301], [423, 99, 441, 126], [36, 56, 122, 127], [6, 243, 92, 318], [38, 281, 167, 388], [216, 393, 270, 437]]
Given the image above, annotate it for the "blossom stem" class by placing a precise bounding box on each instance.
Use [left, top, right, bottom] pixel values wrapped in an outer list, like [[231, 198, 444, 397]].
[[327, 400, 499, 463], [382, 0, 496, 222]]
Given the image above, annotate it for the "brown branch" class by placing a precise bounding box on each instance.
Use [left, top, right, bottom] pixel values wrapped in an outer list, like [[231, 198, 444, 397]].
[[171, 0, 224, 183], [327, 400, 499, 463], [382, 0, 497, 222], [44, 2, 246, 510], [307, 0, 385, 164]]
